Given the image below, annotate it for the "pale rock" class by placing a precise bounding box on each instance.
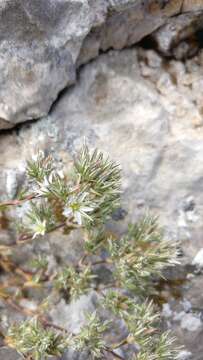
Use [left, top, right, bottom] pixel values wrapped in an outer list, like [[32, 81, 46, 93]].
[[144, 50, 163, 69], [50, 292, 98, 333], [0, 349, 21, 360], [180, 313, 201, 332], [192, 248, 203, 268], [183, 0, 203, 12], [181, 299, 192, 313], [177, 350, 192, 360], [5, 169, 19, 199], [19, 299, 38, 312], [174, 311, 186, 322], [162, 303, 173, 318]]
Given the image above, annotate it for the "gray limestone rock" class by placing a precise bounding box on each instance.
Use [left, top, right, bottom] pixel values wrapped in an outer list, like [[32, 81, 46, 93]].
[[0, 0, 188, 129]]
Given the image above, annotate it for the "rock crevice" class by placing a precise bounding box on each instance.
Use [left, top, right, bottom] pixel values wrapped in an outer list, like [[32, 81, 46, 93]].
[[0, 0, 202, 129]]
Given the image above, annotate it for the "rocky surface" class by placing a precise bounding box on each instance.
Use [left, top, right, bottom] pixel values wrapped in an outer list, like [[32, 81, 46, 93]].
[[152, 11, 203, 59], [1, 0, 203, 129], [1, 43, 203, 357]]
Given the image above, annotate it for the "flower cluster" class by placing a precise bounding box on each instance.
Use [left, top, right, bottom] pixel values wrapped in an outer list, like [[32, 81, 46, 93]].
[[22, 146, 121, 238]]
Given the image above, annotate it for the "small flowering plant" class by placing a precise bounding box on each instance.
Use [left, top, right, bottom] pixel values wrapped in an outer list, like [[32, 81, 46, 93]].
[[0, 146, 181, 360]]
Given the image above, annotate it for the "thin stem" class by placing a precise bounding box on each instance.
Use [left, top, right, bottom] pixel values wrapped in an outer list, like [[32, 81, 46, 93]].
[[0, 194, 37, 208], [41, 320, 74, 335], [0, 221, 79, 250], [77, 256, 112, 270], [104, 346, 125, 360], [91, 259, 112, 266], [78, 252, 88, 267], [111, 338, 129, 350], [4, 298, 38, 316]]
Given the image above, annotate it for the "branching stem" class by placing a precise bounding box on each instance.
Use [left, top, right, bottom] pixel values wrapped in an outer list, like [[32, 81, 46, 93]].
[[0, 194, 37, 208]]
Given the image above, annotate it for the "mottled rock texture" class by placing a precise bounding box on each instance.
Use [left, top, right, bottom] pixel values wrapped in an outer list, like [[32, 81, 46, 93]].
[[0, 0, 200, 129], [1, 3, 203, 358], [1, 45, 203, 358]]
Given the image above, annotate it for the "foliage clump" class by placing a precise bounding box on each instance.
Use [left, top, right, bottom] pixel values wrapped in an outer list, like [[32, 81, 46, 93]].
[[0, 146, 180, 360], [6, 319, 70, 360], [54, 265, 95, 300], [73, 312, 110, 358], [109, 216, 178, 294]]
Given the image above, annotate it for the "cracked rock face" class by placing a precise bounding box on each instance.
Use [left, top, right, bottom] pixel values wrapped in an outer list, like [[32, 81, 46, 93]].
[[0, 0, 193, 129]]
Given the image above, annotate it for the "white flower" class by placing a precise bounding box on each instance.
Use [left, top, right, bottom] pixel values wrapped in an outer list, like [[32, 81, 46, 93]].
[[57, 169, 64, 179], [36, 170, 64, 197], [36, 173, 54, 196], [31, 150, 44, 162], [63, 193, 94, 225], [31, 219, 47, 239]]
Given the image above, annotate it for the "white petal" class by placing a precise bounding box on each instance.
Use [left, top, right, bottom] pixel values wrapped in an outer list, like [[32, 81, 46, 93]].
[[63, 207, 73, 217], [75, 212, 82, 225], [81, 206, 93, 212], [80, 192, 88, 201]]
